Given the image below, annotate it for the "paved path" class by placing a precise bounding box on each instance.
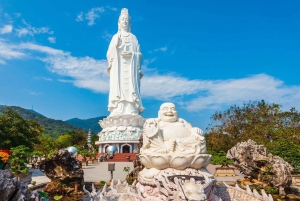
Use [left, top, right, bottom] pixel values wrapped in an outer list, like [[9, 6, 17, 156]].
[[30, 163, 243, 185], [30, 162, 134, 185]]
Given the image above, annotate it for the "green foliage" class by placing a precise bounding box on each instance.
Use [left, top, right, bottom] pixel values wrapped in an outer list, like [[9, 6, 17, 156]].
[[91, 134, 99, 150], [207, 150, 233, 165], [55, 130, 87, 149], [9, 145, 30, 176], [123, 166, 131, 173], [100, 181, 106, 186], [46, 149, 59, 159], [206, 100, 300, 168], [0, 106, 84, 138], [55, 134, 73, 148], [34, 134, 58, 157], [73, 145, 94, 160], [0, 108, 42, 150], [66, 116, 106, 134], [267, 139, 300, 170], [53, 195, 63, 200], [38, 191, 48, 198], [266, 186, 278, 194]]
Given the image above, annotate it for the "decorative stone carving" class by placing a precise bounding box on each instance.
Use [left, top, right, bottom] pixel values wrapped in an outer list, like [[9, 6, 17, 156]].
[[215, 183, 274, 201], [99, 115, 145, 141], [137, 168, 216, 201], [227, 139, 293, 196], [107, 8, 144, 116], [140, 103, 210, 170], [39, 149, 84, 191]]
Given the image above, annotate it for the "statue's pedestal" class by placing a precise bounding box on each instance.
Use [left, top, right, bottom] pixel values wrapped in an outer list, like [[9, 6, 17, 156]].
[[95, 115, 145, 154], [137, 167, 218, 201]]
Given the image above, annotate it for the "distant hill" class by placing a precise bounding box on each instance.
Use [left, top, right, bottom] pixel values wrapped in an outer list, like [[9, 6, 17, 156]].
[[0, 105, 84, 138], [66, 116, 106, 134]]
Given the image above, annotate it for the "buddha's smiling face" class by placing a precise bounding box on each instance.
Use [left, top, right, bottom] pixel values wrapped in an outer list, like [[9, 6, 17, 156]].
[[158, 103, 178, 122]]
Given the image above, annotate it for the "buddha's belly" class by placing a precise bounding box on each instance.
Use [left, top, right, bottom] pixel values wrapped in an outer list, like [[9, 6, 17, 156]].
[[161, 125, 191, 140]]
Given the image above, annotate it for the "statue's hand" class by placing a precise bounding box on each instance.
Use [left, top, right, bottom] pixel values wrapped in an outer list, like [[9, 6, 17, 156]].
[[191, 127, 203, 135], [121, 51, 132, 58]]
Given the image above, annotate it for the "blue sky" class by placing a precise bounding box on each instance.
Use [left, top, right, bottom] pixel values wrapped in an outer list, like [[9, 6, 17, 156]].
[[1, 1, 300, 131]]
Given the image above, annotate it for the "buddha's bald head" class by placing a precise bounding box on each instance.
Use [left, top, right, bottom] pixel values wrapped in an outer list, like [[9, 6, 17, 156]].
[[158, 102, 178, 122]]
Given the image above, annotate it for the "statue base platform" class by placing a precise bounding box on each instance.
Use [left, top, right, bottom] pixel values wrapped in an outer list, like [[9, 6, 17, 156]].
[[140, 153, 211, 170], [136, 167, 218, 201], [95, 115, 145, 153]]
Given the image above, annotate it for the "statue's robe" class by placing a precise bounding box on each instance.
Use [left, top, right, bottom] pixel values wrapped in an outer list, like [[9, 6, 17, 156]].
[[107, 32, 144, 115]]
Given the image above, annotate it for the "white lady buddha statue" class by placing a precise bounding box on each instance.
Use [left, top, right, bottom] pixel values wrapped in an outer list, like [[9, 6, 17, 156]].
[[107, 8, 144, 116]]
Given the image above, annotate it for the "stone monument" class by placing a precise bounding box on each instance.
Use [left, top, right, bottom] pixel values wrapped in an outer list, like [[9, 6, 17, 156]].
[[95, 8, 145, 154], [86, 103, 274, 200], [88, 8, 275, 200]]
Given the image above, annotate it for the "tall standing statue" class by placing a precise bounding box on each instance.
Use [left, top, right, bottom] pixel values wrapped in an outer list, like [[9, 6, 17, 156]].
[[107, 8, 144, 116]]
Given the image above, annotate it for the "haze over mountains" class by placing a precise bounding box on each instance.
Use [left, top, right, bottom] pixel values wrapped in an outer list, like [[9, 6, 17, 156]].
[[0, 105, 105, 138]]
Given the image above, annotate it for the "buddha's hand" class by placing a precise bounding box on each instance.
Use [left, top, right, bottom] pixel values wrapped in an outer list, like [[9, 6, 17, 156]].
[[191, 127, 203, 135], [191, 127, 205, 141]]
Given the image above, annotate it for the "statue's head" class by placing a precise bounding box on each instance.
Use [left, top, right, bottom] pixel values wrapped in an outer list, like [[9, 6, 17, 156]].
[[118, 8, 131, 32], [158, 102, 178, 122]]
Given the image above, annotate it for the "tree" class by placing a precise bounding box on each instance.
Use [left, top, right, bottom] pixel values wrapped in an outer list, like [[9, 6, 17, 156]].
[[34, 134, 57, 155], [54, 130, 87, 149], [206, 100, 300, 168], [0, 109, 43, 151], [55, 134, 73, 149], [91, 134, 99, 150]]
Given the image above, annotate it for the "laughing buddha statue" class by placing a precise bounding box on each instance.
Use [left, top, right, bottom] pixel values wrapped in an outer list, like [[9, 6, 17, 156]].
[[139, 103, 211, 170]]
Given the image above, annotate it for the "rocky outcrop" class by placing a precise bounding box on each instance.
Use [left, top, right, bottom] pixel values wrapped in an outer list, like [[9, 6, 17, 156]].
[[0, 169, 29, 201], [39, 149, 84, 191], [0, 169, 17, 201], [227, 139, 293, 195]]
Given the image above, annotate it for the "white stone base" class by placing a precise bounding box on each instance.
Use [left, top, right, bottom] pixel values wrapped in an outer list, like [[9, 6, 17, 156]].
[[95, 115, 145, 153], [137, 167, 219, 201]]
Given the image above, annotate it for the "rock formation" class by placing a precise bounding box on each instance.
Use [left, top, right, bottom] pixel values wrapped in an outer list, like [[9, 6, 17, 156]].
[[39, 149, 84, 191], [0, 168, 30, 201], [227, 139, 293, 195]]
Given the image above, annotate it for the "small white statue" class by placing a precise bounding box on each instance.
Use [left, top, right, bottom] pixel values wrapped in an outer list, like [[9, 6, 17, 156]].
[[141, 102, 206, 155], [107, 8, 144, 116]]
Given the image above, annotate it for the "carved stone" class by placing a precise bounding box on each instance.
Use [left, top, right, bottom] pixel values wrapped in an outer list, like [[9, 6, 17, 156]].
[[39, 149, 84, 191], [227, 139, 293, 195]]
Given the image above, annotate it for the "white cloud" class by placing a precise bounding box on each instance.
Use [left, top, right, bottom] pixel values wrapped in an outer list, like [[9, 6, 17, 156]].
[[16, 19, 53, 37], [142, 73, 300, 112], [106, 6, 118, 12], [76, 12, 84, 22], [159, 46, 167, 52], [149, 46, 168, 53], [0, 39, 26, 60], [86, 7, 105, 26], [102, 31, 113, 41], [18, 42, 65, 55], [76, 7, 106, 26], [34, 77, 53, 81], [1, 39, 299, 112], [0, 25, 13, 34], [48, 36, 56, 43], [14, 13, 21, 18]]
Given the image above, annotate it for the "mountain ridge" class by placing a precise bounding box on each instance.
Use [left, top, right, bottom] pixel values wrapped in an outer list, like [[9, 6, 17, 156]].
[[0, 105, 104, 138]]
